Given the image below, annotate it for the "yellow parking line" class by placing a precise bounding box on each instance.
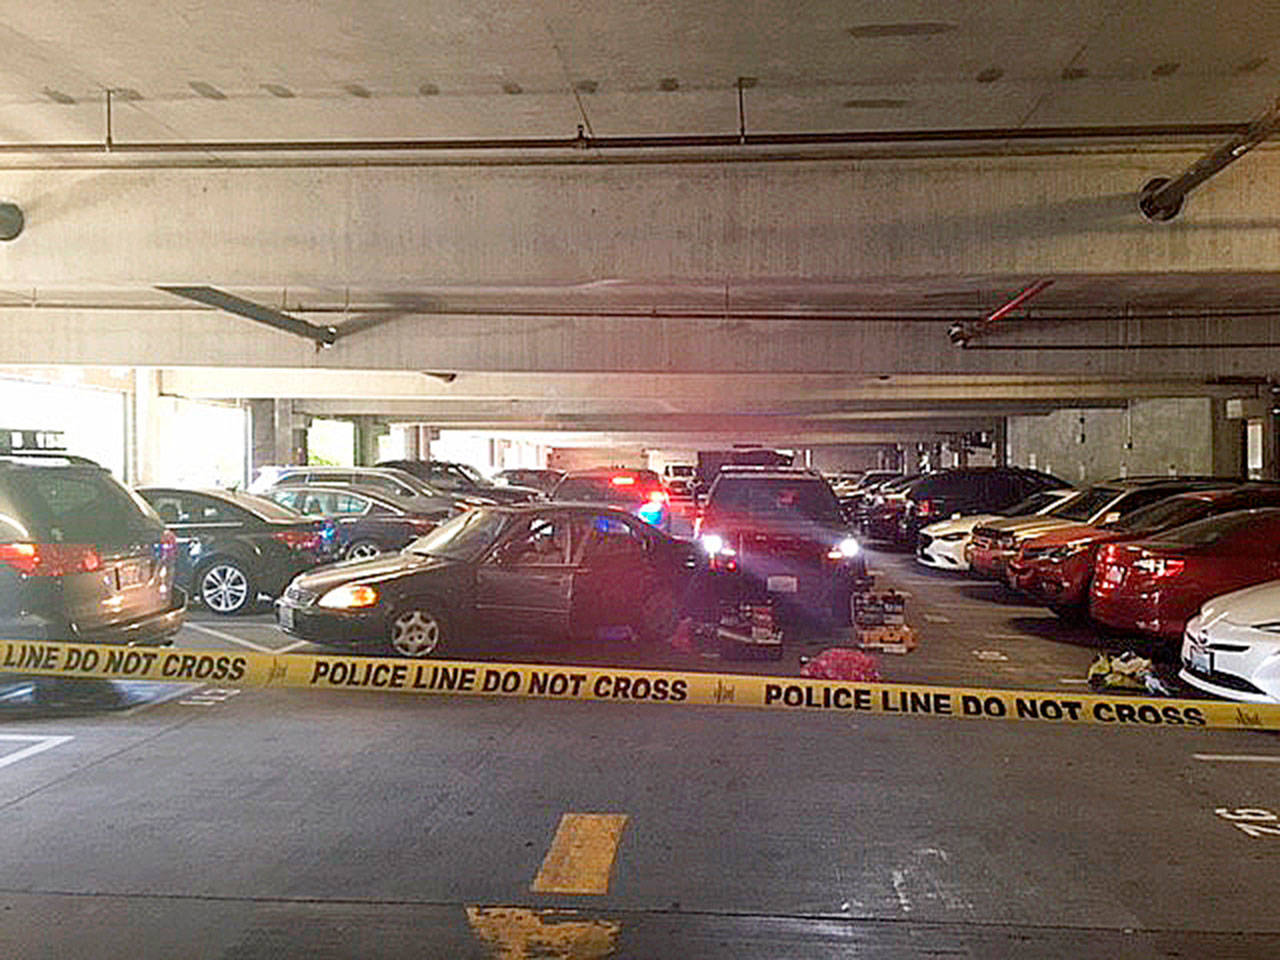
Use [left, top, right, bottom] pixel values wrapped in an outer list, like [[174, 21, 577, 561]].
[[531, 813, 628, 895]]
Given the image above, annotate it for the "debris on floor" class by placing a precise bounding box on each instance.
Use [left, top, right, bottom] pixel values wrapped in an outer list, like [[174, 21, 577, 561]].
[[852, 591, 915, 653], [1087, 651, 1175, 696], [799, 647, 881, 682]]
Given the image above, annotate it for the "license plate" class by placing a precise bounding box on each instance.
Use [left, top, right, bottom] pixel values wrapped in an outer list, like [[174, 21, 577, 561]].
[[766, 575, 798, 593], [116, 560, 149, 590], [279, 605, 295, 630], [1189, 645, 1211, 674], [1104, 565, 1125, 586]]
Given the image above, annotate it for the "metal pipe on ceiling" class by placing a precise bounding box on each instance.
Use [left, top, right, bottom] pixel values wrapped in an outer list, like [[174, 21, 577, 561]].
[[0, 122, 1251, 156], [1139, 97, 1280, 221]]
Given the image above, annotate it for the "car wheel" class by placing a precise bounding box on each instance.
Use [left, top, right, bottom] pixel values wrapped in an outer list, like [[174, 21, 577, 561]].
[[388, 599, 450, 658], [198, 559, 256, 616], [346, 539, 382, 561], [636, 588, 679, 643]]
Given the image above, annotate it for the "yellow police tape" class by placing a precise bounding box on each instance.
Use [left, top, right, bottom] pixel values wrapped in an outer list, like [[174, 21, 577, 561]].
[[3, 638, 1279, 731]]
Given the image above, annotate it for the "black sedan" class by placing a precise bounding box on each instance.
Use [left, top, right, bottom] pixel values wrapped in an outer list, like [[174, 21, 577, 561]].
[[262, 484, 450, 560], [275, 503, 702, 658], [138, 487, 340, 615]]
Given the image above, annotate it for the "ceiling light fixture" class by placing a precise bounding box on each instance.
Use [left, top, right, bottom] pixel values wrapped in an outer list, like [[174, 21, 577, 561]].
[[42, 87, 76, 105], [975, 67, 1004, 83], [189, 81, 226, 100], [262, 83, 294, 98], [848, 22, 956, 38], [1152, 61, 1180, 77], [842, 98, 909, 109], [344, 84, 372, 98]]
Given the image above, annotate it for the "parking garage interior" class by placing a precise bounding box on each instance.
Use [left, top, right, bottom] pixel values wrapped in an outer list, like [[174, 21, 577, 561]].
[[5, 2, 1280, 957]]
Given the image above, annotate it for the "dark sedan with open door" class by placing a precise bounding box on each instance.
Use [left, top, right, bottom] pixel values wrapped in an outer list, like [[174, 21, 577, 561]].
[[275, 503, 702, 658]]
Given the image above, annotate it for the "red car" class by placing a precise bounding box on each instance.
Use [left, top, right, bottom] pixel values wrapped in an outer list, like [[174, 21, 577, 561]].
[[1089, 507, 1280, 644], [1010, 486, 1280, 617]]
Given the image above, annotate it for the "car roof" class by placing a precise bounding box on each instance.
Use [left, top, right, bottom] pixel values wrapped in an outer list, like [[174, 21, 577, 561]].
[[268, 482, 404, 507], [0, 452, 103, 469], [561, 467, 661, 478]]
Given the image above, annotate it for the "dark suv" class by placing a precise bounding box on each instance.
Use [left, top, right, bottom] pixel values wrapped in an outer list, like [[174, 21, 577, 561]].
[[0, 453, 185, 643], [896, 467, 1066, 546], [694, 467, 866, 627]]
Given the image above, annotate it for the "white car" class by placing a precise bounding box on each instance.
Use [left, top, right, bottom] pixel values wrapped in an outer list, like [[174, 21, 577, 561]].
[[1181, 580, 1280, 703], [916, 488, 1077, 571]]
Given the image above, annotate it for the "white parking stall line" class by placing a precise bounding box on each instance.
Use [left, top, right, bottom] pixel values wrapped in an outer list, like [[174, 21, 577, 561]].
[[1194, 754, 1280, 764], [274, 640, 311, 653], [0, 735, 74, 769], [924, 614, 952, 624], [0, 685, 34, 701], [184, 622, 274, 653]]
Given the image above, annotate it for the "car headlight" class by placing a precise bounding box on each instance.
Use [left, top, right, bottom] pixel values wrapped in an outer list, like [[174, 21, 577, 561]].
[[318, 584, 380, 609], [701, 534, 725, 555], [837, 537, 861, 557]]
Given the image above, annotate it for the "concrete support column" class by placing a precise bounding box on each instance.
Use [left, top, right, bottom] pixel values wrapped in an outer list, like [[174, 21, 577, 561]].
[[128, 368, 163, 486], [249, 399, 305, 475], [353, 416, 389, 466], [1210, 398, 1246, 477]]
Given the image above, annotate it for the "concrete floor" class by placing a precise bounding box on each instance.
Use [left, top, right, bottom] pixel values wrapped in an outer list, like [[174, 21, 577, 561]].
[[1, 548, 1277, 958]]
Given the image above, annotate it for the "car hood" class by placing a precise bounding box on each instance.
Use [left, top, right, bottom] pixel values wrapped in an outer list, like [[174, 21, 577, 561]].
[[920, 514, 998, 536], [1197, 579, 1280, 627], [294, 551, 459, 591]]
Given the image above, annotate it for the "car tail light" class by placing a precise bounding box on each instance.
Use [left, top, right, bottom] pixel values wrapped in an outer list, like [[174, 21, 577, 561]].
[[1133, 556, 1185, 578], [0, 542, 102, 576], [273, 529, 323, 551], [916, 499, 935, 518], [160, 530, 178, 559]]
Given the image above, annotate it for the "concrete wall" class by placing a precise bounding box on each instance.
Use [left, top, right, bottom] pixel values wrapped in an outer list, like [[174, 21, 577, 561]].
[[1006, 398, 1240, 484]]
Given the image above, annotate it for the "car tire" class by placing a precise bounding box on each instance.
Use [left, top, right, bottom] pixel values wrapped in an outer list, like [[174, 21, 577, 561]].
[[636, 588, 679, 643], [346, 539, 382, 561], [197, 559, 256, 616], [388, 598, 450, 658]]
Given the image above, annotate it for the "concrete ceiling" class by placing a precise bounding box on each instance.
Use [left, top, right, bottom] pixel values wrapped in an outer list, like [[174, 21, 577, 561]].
[[3, 1, 1279, 448], [2, 1, 1279, 142]]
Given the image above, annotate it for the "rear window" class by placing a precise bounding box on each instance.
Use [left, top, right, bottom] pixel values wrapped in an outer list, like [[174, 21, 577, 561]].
[[6, 470, 162, 543], [708, 477, 842, 523], [224, 490, 305, 521], [554, 474, 659, 504], [1150, 509, 1279, 547]]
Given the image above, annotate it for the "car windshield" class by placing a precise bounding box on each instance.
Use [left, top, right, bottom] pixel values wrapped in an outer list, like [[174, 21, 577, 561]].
[[710, 477, 843, 523], [1052, 487, 1118, 522], [1108, 496, 1212, 533], [452, 463, 490, 486], [408, 508, 509, 561]]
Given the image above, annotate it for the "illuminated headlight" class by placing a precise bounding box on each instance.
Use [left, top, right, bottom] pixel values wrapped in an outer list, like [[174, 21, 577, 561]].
[[318, 584, 380, 609], [838, 537, 861, 557], [700, 534, 725, 555]]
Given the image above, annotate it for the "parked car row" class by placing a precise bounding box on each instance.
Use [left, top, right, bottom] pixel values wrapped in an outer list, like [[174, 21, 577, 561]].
[[912, 473, 1280, 704]]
